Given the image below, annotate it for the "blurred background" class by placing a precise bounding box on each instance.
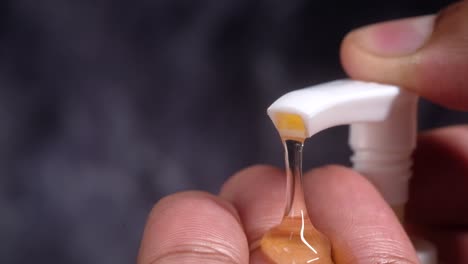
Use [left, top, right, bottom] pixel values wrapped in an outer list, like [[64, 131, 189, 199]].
[[0, 0, 466, 263]]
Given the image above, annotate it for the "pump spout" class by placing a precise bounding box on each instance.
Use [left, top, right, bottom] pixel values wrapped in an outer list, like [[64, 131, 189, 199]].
[[267, 80, 415, 139], [267, 79, 418, 209]]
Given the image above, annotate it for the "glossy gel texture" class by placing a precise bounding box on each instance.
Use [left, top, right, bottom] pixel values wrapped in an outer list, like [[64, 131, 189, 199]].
[[260, 139, 334, 264]]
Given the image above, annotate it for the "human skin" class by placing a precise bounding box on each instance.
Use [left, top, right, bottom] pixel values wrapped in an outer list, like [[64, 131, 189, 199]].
[[341, 2, 468, 261], [138, 1, 468, 263]]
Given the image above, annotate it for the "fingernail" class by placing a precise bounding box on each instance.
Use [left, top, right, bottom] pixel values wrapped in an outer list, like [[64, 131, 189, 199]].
[[350, 15, 435, 56]]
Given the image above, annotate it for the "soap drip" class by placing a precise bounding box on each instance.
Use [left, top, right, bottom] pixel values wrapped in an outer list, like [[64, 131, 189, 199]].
[[260, 138, 334, 264]]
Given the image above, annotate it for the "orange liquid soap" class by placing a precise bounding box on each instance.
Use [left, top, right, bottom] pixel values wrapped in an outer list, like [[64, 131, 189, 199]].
[[260, 134, 334, 263]]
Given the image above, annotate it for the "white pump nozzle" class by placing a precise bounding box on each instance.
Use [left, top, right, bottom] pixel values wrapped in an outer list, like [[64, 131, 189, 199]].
[[267, 79, 418, 206]]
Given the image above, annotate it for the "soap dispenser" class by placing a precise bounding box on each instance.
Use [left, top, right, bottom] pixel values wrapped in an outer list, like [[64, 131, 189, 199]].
[[267, 79, 436, 264]]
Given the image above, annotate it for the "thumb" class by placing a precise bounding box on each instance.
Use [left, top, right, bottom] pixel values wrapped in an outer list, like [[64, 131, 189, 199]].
[[341, 1, 468, 110]]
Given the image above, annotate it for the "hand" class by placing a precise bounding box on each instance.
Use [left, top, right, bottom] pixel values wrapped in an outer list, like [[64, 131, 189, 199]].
[[137, 166, 418, 263], [138, 1, 468, 263], [341, 1, 468, 263]]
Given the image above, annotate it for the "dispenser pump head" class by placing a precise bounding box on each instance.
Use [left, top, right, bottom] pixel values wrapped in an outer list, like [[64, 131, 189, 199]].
[[268, 79, 416, 140], [267, 79, 418, 206]]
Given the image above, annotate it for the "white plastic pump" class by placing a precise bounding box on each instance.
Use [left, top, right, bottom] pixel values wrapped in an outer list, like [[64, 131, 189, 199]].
[[267, 79, 437, 264], [268, 79, 418, 206]]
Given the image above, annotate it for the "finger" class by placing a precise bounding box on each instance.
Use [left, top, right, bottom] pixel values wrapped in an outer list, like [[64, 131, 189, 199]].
[[137, 191, 249, 264], [220, 165, 285, 250], [303, 166, 418, 264], [406, 125, 468, 226], [221, 164, 419, 263], [340, 1, 468, 110]]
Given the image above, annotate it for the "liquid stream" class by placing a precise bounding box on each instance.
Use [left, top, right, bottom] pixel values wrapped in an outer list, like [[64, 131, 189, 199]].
[[260, 139, 334, 264]]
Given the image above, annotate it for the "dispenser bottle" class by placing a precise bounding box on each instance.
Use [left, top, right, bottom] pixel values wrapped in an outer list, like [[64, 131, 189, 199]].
[[266, 79, 437, 264]]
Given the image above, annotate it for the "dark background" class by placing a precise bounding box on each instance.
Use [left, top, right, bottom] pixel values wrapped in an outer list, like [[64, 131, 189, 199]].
[[0, 0, 466, 263]]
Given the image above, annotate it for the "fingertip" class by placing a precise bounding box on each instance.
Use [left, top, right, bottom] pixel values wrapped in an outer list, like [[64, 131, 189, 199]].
[[341, 2, 468, 110], [303, 165, 385, 230], [303, 165, 419, 263], [220, 164, 285, 247], [150, 191, 241, 224], [340, 27, 416, 89], [220, 164, 283, 199], [138, 191, 248, 264]]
